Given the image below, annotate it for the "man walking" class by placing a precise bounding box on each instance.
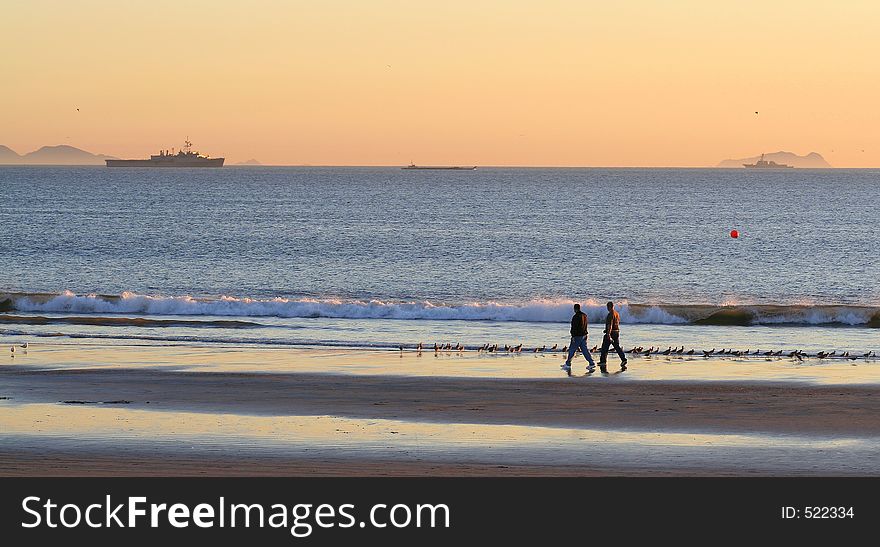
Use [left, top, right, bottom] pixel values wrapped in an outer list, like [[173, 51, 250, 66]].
[[599, 301, 628, 371], [563, 303, 596, 373]]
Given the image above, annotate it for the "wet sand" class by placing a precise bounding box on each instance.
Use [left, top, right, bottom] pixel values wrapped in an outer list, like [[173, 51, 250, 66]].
[[3, 367, 880, 436], [2, 343, 880, 476]]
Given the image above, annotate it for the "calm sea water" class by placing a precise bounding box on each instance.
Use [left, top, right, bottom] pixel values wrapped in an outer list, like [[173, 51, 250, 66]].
[[1, 166, 878, 353]]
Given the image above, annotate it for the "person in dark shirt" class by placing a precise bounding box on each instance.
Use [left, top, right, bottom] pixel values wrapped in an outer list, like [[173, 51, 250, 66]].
[[563, 303, 596, 373], [599, 301, 628, 371]]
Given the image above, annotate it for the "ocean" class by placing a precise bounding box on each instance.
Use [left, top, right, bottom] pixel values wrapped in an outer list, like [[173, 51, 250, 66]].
[[1, 166, 878, 355]]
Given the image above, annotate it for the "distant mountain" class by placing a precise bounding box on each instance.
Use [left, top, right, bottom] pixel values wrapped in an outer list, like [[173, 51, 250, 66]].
[[23, 145, 116, 165], [0, 144, 116, 165], [0, 145, 20, 163], [235, 158, 262, 166], [717, 151, 831, 168]]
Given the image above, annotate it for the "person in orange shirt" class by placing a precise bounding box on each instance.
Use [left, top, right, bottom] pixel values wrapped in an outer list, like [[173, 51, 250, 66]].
[[599, 301, 628, 372]]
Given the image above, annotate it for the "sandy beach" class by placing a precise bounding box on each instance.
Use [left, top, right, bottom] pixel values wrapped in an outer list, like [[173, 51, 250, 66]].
[[2, 343, 880, 476]]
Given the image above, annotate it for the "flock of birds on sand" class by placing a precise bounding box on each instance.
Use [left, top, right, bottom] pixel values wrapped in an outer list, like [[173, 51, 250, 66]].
[[7, 341, 878, 362], [397, 342, 877, 362]]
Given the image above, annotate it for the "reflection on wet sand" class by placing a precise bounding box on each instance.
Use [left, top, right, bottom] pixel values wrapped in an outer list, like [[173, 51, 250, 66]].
[[3, 342, 880, 476], [7, 342, 880, 385], [1, 403, 877, 476]]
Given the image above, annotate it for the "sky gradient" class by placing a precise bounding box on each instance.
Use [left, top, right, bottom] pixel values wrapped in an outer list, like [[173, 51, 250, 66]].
[[2, 0, 878, 166]]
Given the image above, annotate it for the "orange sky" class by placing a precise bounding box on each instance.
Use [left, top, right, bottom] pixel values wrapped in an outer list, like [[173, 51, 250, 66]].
[[2, 0, 878, 166]]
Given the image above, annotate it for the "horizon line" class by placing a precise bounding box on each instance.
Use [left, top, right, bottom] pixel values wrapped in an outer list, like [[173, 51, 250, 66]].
[[4, 163, 875, 169]]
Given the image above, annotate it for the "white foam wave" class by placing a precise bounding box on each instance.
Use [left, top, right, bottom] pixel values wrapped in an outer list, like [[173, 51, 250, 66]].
[[10, 291, 877, 326], [11, 291, 688, 324]]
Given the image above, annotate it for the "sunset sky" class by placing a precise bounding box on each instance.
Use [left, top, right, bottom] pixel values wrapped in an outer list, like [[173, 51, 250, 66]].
[[2, 0, 878, 166]]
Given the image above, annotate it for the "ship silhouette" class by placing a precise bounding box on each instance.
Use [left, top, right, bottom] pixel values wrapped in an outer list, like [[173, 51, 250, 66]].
[[742, 153, 793, 169], [402, 163, 476, 170], [105, 139, 223, 167]]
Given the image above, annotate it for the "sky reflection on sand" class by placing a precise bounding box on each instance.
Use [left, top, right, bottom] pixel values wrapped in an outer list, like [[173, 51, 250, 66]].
[[2, 402, 877, 475], [6, 342, 880, 385]]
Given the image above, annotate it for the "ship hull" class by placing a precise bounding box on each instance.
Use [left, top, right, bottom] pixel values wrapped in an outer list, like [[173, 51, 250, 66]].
[[401, 166, 476, 170], [743, 164, 794, 169], [106, 158, 224, 168]]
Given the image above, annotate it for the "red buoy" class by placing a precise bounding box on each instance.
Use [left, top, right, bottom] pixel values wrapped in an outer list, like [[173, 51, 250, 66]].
[[730, 229, 739, 239]]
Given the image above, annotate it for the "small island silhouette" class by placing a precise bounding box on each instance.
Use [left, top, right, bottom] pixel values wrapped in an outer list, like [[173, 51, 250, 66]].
[[235, 159, 262, 166]]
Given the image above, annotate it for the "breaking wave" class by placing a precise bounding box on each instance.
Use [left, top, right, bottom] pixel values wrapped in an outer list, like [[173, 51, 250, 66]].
[[1, 291, 878, 327]]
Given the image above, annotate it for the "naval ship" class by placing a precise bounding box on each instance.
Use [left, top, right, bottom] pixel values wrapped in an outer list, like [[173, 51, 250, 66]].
[[105, 140, 224, 167], [743, 153, 793, 169], [402, 163, 476, 170]]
